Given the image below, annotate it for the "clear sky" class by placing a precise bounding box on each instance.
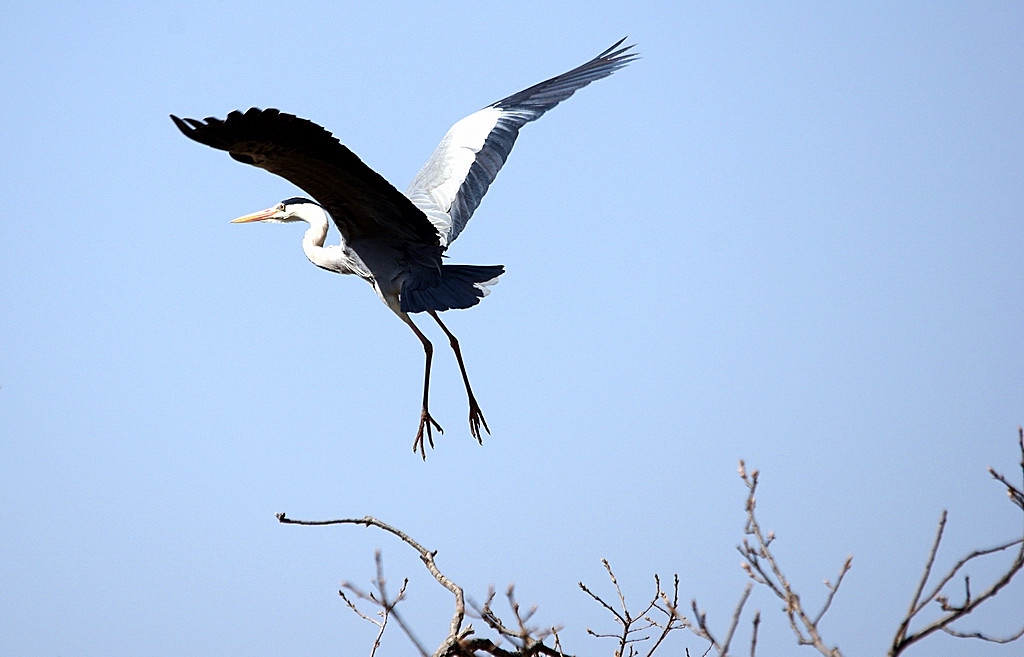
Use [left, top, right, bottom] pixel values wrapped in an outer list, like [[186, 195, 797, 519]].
[[2, 2, 1023, 656]]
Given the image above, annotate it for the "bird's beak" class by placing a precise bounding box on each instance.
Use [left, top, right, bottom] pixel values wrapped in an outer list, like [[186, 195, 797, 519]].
[[231, 206, 278, 223]]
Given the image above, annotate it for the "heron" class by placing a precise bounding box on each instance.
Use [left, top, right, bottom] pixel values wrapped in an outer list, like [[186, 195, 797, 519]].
[[171, 38, 636, 457]]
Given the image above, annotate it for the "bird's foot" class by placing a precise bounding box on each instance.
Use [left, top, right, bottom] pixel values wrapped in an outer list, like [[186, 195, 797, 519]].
[[413, 408, 444, 459], [467, 396, 491, 445]]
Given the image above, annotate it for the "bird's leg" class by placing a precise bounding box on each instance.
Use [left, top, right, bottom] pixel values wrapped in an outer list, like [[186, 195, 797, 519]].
[[401, 313, 443, 458], [427, 310, 490, 444]]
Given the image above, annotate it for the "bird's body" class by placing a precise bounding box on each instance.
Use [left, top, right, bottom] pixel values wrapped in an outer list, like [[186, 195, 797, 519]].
[[172, 39, 636, 456]]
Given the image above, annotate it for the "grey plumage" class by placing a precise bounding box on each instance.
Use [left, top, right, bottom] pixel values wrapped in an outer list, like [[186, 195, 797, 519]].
[[406, 38, 638, 246], [171, 39, 636, 456]]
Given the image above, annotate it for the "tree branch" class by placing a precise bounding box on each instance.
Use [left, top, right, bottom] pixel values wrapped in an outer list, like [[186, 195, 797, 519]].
[[337, 550, 419, 657], [735, 461, 845, 657], [275, 428, 1024, 657], [277, 514, 469, 657], [580, 561, 686, 657], [888, 428, 1024, 656]]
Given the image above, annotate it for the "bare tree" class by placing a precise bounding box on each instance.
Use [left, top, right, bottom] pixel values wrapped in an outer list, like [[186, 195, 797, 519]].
[[275, 514, 567, 657], [278, 427, 1024, 656]]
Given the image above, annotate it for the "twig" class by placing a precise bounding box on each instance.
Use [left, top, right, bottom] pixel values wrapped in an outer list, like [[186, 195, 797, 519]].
[[896, 509, 948, 643], [580, 561, 686, 657], [736, 461, 845, 657], [277, 514, 468, 657], [813, 557, 853, 625], [275, 427, 1024, 657], [645, 574, 683, 656], [551, 627, 566, 657], [721, 583, 753, 654], [749, 610, 760, 657], [988, 427, 1024, 510], [467, 584, 560, 655], [887, 428, 1024, 656], [943, 624, 1024, 643], [337, 551, 412, 657]]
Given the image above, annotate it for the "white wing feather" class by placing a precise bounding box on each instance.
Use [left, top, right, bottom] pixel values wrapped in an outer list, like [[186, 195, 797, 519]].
[[405, 108, 502, 247], [404, 39, 637, 247]]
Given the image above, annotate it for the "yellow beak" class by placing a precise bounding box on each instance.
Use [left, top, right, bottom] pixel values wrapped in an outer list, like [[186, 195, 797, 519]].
[[231, 206, 278, 223]]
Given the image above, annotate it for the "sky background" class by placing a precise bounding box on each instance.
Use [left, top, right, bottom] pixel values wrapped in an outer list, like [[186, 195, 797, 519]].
[[2, 2, 1023, 655]]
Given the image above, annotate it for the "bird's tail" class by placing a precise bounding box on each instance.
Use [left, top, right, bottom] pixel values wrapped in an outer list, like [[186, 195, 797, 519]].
[[401, 264, 505, 313]]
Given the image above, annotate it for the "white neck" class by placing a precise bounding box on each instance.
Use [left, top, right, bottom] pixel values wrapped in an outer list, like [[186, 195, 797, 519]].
[[293, 205, 371, 279], [300, 212, 330, 264]]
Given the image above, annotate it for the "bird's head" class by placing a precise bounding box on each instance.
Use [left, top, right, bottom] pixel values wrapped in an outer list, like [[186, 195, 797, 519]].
[[231, 197, 324, 225]]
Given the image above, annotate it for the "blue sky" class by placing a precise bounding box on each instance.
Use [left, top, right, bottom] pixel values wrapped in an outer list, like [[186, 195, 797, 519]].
[[2, 2, 1023, 655]]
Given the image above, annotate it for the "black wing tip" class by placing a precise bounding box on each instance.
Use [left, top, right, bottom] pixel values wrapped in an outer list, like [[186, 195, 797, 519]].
[[170, 113, 218, 145], [169, 113, 192, 136], [598, 37, 640, 66], [170, 107, 285, 124], [489, 38, 638, 112], [171, 107, 301, 149], [170, 112, 221, 136]]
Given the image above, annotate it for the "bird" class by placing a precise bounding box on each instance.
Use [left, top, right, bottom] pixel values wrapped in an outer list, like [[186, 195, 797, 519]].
[[171, 38, 637, 457]]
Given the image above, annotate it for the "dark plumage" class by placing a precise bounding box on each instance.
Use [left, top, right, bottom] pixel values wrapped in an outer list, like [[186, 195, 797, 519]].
[[172, 39, 636, 456]]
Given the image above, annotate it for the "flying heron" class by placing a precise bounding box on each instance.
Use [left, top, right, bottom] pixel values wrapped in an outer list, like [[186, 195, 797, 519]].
[[171, 38, 636, 457]]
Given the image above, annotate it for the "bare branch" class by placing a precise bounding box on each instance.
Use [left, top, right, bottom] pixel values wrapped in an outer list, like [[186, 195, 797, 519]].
[[687, 598, 721, 653], [888, 429, 1024, 656], [466, 584, 561, 657], [736, 461, 844, 657], [277, 514, 468, 657], [372, 555, 426, 656], [581, 563, 686, 657], [278, 428, 1024, 657], [988, 427, 1024, 511], [943, 624, 1024, 643], [682, 583, 757, 656], [336, 550, 427, 657], [749, 610, 760, 657], [813, 556, 853, 626], [578, 581, 625, 625], [644, 575, 683, 657], [897, 510, 948, 638], [721, 582, 753, 655], [551, 628, 566, 657]]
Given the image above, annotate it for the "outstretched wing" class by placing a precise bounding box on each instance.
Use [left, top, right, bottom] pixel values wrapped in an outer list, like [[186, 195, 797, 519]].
[[405, 38, 637, 247], [171, 108, 440, 246]]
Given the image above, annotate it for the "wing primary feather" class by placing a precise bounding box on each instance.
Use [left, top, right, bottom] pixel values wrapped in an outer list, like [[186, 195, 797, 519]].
[[170, 109, 440, 247]]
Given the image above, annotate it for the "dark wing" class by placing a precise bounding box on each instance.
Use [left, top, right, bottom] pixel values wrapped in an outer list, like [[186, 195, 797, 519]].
[[405, 38, 638, 246], [171, 108, 440, 246]]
